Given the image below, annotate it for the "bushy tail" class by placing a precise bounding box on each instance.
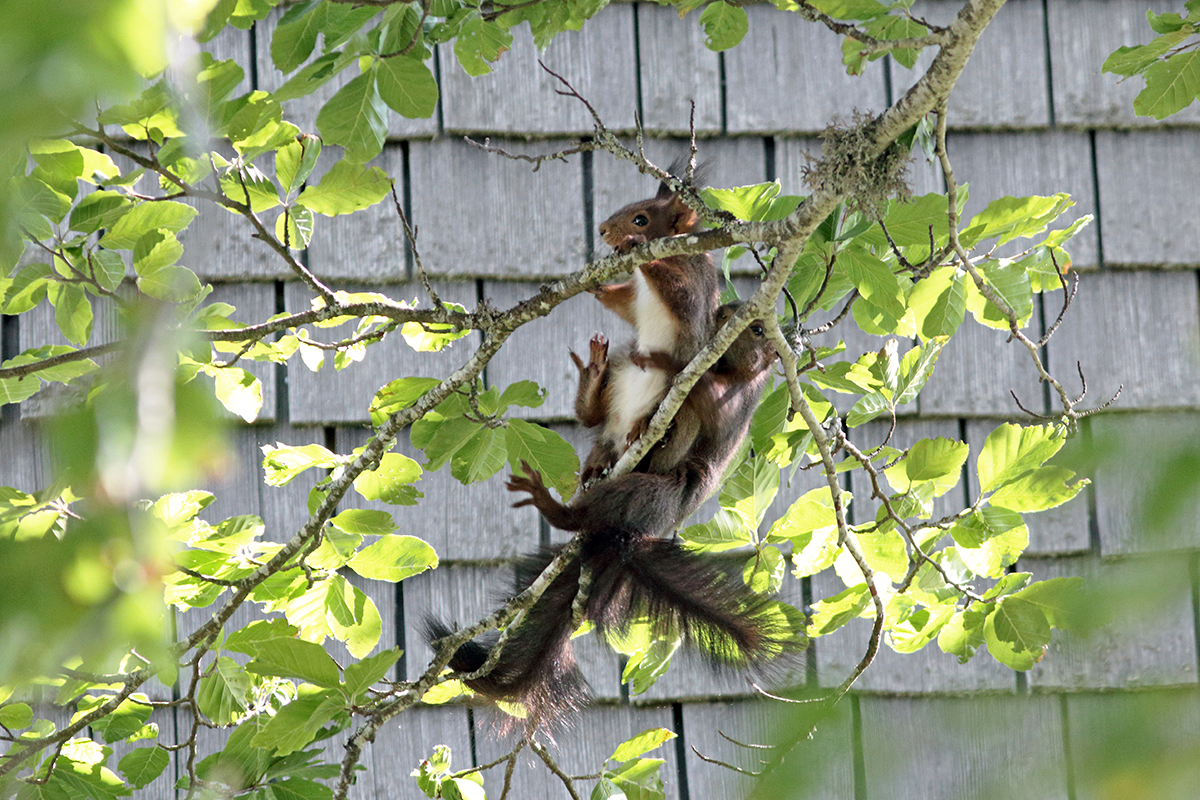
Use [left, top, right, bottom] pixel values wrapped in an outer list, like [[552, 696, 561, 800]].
[[584, 534, 805, 668], [424, 552, 591, 733], [426, 535, 803, 731]]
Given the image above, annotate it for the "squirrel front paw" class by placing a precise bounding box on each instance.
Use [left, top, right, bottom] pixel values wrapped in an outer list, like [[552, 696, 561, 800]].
[[505, 460, 552, 509]]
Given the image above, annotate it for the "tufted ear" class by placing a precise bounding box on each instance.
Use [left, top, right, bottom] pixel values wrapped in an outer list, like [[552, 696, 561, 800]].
[[666, 194, 700, 234]]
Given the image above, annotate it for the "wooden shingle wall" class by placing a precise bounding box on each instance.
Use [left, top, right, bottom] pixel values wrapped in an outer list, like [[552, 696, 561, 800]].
[[3, 0, 1200, 797]]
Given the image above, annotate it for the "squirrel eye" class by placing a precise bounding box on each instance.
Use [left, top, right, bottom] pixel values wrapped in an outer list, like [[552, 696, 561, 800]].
[[750, 325, 764, 337], [632, 214, 649, 226]]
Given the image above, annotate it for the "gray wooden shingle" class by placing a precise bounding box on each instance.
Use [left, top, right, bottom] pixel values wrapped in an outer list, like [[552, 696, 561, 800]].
[[1065, 689, 1200, 799], [362, 705, 473, 794], [482, 281, 614, 421], [963, 419, 1092, 555], [283, 279, 480, 425], [16, 294, 122, 419], [439, 6, 638, 135], [254, 9, 439, 139], [812, 568, 1016, 694], [1048, 0, 1200, 126], [0, 418, 47, 492], [1094, 130, 1200, 266], [184, 196, 290, 280], [900, 0, 1051, 129], [304, 146, 410, 282], [637, 3, 723, 135], [945, 130, 1100, 268], [859, 694, 1068, 800], [335, 425, 540, 562], [723, 5, 888, 134], [1046, 271, 1200, 412], [682, 699, 856, 800], [1023, 554, 1198, 689], [407, 138, 586, 277], [918, 309, 1047, 418], [1089, 412, 1200, 555], [472, 704, 680, 800]]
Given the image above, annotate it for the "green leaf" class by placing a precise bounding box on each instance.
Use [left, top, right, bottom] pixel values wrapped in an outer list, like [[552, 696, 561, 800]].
[[701, 181, 782, 220], [353, 452, 423, 505], [976, 423, 1065, 492], [197, 656, 252, 725], [960, 194, 1073, 248], [69, 191, 132, 234], [48, 283, 92, 346], [263, 778, 335, 800], [951, 518, 1028, 579], [839, 248, 905, 317], [984, 596, 1050, 670], [938, 605, 988, 663], [276, 205, 314, 250], [400, 309, 471, 352], [347, 534, 438, 582], [118, 747, 169, 789], [609, 728, 677, 763], [323, 573, 383, 657], [3, 263, 52, 314], [262, 443, 341, 486], [810, 584, 870, 636], [1008, 577, 1085, 630], [679, 508, 755, 552], [505, 419, 579, 499], [137, 263, 203, 302], [276, 136, 323, 199], [89, 695, 152, 743], [868, 192, 955, 247], [744, 545, 784, 594], [498, 380, 546, 410], [297, 161, 392, 216], [453, 15, 513, 76], [91, 251, 127, 293], [0, 702, 33, 729], [225, 619, 301, 655], [245, 638, 342, 687], [315, 71, 388, 163], [698, 2, 749, 51], [718, 454, 779, 530], [272, 1, 323, 73], [988, 466, 1084, 513], [377, 55, 439, 118], [910, 267, 966, 341], [132, 230, 184, 275], [99, 200, 198, 250], [211, 366, 263, 422], [369, 377, 441, 427], [766, 486, 838, 541], [889, 600, 956, 654], [218, 163, 281, 213], [343, 648, 402, 698], [251, 687, 343, 755], [1102, 29, 1191, 76], [1134, 48, 1200, 118], [846, 391, 891, 427], [330, 509, 395, 535], [903, 437, 968, 492]]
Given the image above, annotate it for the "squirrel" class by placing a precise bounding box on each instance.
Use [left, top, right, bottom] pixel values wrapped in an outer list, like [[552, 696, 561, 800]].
[[427, 304, 800, 731], [574, 157, 720, 484]]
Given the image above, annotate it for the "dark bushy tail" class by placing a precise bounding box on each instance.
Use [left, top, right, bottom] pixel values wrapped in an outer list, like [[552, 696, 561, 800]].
[[424, 551, 591, 732], [584, 535, 805, 669]]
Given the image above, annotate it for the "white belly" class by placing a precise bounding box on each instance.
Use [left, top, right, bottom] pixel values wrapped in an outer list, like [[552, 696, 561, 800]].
[[632, 270, 676, 354], [605, 362, 668, 444]]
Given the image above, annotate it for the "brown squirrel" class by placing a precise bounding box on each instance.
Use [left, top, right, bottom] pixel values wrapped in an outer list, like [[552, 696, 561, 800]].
[[427, 304, 800, 731], [575, 157, 720, 483]]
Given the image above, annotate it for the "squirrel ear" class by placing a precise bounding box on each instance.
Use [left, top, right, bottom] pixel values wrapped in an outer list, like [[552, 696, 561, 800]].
[[667, 195, 699, 233]]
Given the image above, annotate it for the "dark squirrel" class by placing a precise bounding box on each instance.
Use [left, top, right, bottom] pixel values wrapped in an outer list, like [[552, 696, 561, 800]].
[[428, 305, 801, 731], [574, 157, 721, 484]]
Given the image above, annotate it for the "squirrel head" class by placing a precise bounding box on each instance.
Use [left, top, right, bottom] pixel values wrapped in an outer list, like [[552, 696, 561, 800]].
[[714, 302, 779, 378], [598, 157, 709, 254]]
